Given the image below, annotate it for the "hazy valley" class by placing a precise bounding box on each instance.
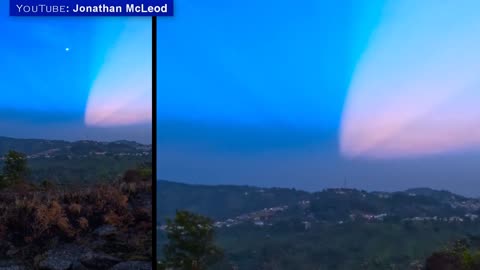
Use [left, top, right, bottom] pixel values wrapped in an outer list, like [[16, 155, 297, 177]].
[[158, 180, 480, 269]]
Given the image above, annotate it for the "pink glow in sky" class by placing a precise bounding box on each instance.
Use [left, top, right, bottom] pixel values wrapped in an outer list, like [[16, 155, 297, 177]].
[[340, 0, 480, 158], [85, 18, 151, 127]]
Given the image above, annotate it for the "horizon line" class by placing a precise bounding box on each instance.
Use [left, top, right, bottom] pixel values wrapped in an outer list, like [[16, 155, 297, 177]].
[[0, 135, 152, 146]]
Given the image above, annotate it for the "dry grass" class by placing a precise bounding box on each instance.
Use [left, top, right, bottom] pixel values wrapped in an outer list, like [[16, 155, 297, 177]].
[[0, 179, 152, 247]]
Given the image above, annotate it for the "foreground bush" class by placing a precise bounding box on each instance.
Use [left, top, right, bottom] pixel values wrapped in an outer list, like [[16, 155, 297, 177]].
[[0, 176, 152, 262], [425, 240, 480, 270]]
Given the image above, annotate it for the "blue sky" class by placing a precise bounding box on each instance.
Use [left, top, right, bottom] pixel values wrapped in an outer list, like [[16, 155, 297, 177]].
[[0, 8, 152, 143], [158, 0, 357, 129], [157, 0, 480, 196]]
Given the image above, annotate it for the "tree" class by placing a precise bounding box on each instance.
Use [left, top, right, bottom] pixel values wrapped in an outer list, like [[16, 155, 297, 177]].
[[40, 179, 55, 190], [161, 210, 223, 270], [123, 169, 142, 183], [1, 150, 28, 187], [425, 251, 464, 270], [157, 261, 166, 270], [138, 162, 153, 179], [425, 240, 480, 270]]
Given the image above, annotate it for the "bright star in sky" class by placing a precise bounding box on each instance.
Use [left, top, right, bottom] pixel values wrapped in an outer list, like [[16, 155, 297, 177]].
[[65, 47, 69, 52]]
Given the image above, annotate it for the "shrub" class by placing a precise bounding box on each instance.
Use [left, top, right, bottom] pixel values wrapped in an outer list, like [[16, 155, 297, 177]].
[[2, 151, 28, 185], [0, 179, 151, 249]]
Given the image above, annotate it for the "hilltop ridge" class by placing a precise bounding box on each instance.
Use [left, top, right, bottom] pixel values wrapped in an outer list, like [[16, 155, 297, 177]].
[[0, 137, 151, 185], [158, 180, 480, 222]]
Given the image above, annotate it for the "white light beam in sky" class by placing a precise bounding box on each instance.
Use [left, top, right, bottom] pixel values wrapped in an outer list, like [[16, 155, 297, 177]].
[[85, 18, 151, 127], [341, 0, 480, 159]]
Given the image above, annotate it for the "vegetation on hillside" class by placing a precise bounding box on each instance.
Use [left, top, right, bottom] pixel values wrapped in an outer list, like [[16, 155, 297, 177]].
[[158, 181, 480, 269], [424, 239, 480, 270], [0, 149, 153, 269], [158, 211, 223, 270], [157, 180, 309, 221], [0, 137, 152, 185], [0, 150, 29, 187], [158, 211, 480, 269]]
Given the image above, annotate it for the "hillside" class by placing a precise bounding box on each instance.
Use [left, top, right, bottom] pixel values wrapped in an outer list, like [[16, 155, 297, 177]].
[[158, 181, 480, 223], [158, 181, 480, 269], [0, 137, 153, 270], [0, 136, 152, 185], [157, 180, 309, 221], [0, 136, 149, 155], [0, 172, 153, 270]]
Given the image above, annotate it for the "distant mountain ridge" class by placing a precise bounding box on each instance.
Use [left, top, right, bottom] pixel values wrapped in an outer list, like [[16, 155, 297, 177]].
[[0, 136, 152, 184], [158, 180, 310, 221], [0, 136, 151, 157], [404, 187, 467, 200], [158, 180, 480, 222]]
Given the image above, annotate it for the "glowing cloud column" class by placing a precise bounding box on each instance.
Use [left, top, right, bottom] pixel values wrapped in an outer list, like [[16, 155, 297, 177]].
[[85, 18, 152, 127], [341, 0, 480, 158]]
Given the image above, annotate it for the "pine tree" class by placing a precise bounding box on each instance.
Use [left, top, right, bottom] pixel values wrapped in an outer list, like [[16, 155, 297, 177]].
[[161, 210, 223, 270]]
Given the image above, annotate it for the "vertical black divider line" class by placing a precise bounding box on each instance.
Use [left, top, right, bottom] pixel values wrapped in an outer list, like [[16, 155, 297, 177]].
[[151, 15, 158, 267]]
